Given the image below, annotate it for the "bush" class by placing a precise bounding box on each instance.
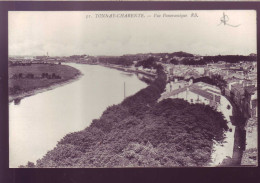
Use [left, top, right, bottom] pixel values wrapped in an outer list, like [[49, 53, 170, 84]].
[[9, 85, 21, 95]]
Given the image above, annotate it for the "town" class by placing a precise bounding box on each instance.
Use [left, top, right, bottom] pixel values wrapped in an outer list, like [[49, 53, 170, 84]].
[[9, 51, 257, 166]]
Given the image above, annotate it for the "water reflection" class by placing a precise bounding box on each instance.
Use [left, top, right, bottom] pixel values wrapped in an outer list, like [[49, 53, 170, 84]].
[[120, 72, 134, 77]]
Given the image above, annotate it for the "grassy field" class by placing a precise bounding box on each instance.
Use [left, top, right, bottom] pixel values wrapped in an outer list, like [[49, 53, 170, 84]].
[[9, 64, 81, 97]]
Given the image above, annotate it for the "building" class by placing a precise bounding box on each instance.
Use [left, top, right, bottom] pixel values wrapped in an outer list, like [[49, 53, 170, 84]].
[[230, 83, 245, 107], [165, 79, 189, 92], [159, 81, 222, 110], [244, 86, 257, 118]]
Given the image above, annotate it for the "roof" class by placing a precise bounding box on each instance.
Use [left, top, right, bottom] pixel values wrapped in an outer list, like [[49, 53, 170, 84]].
[[206, 88, 221, 95], [193, 82, 220, 90], [189, 88, 214, 100], [232, 83, 245, 94], [245, 85, 257, 95], [161, 86, 187, 99], [189, 84, 201, 90]]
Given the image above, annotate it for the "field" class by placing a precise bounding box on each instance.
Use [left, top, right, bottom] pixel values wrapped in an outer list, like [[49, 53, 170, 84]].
[[9, 63, 81, 98]]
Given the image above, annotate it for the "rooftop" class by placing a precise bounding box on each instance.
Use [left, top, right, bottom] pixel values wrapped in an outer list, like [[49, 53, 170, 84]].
[[161, 86, 188, 100], [245, 85, 257, 94], [206, 88, 221, 95], [193, 82, 220, 91], [232, 83, 245, 94], [189, 88, 214, 100]]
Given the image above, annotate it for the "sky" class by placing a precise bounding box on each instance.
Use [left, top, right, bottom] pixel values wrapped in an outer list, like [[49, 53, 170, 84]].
[[9, 10, 256, 56]]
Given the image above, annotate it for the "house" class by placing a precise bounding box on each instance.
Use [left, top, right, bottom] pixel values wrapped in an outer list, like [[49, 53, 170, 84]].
[[159, 81, 222, 109], [231, 83, 245, 107], [224, 78, 241, 96], [193, 82, 221, 94], [169, 68, 173, 75], [165, 80, 189, 92], [244, 86, 257, 118], [137, 66, 143, 71]]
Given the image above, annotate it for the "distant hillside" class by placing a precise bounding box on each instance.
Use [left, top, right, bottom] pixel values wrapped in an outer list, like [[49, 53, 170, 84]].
[[169, 51, 194, 57], [124, 51, 194, 59], [203, 55, 257, 63], [249, 53, 257, 57]]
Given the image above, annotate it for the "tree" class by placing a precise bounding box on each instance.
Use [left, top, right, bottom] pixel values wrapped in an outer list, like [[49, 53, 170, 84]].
[[26, 161, 35, 168], [26, 73, 34, 79]]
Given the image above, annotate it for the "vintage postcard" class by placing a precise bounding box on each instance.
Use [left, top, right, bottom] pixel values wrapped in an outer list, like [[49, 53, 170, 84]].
[[8, 10, 257, 168]]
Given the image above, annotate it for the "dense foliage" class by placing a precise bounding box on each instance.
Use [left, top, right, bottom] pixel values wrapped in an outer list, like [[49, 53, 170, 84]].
[[169, 51, 194, 58], [24, 66, 228, 168], [203, 55, 256, 63], [135, 57, 161, 69], [153, 51, 194, 58], [170, 58, 206, 65], [193, 75, 227, 91], [168, 55, 256, 65], [98, 56, 134, 66]]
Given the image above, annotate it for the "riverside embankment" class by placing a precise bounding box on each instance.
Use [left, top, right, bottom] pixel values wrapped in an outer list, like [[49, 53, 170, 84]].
[[98, 63, 157, 78]]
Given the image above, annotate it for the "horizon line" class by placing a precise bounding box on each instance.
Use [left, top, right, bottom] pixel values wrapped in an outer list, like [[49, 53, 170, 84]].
[[8, 52, 257, 58]]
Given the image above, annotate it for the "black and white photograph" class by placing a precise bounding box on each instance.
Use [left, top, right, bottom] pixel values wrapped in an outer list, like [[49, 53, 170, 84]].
[[8, 10, 257, 168]]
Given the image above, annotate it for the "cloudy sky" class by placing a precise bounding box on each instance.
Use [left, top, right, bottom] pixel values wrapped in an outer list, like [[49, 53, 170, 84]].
[[9, 10, 256, 56]]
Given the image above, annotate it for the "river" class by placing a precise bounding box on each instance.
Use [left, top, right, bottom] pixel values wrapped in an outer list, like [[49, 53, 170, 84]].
[[9, 63, 147, 168]]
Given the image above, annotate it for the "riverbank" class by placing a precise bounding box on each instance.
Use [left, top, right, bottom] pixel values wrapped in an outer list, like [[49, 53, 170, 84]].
[[101, 63, 156, 84], [98, 63, 157, 78], [9, 64, 82, 103]]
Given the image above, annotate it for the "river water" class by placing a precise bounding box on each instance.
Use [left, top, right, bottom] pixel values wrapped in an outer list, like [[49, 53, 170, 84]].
[[9, 63, 147, 168]]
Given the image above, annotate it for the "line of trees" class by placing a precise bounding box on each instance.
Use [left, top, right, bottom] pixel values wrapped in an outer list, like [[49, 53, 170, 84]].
[[41, 73, 61, 79], [169, 55, 256, 66], [11, 73, 35, 79], [170, 58, 207, 65], [192, 74, 227, 93], [203, 55, 256, 63], [98, 56, 134, 66], [11, 73, 62, 79], [135, 57, 162, 69]]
